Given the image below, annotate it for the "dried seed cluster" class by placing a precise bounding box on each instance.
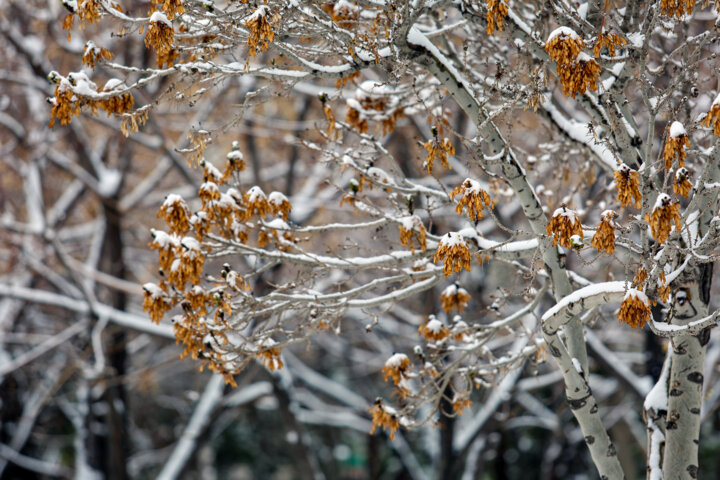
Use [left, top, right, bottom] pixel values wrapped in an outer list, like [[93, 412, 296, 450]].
[[440, 284, 471, 313], [591, 210, 617, 254], [450, 179, 493, 222], [398, 215, 427, 253], [545, 28, 600, 97], [673, 168, 692, 198], [546, 27, 584, 65], [321, 0, 359, 29], [660, 0, 696, 18], [618, 289, 651, 329], [418, 317, 450, 342], [592, 32, 626, 58], [381, 353, 412, 386], [434, 232, 472, 277], [546, 207, 583, 249], [485, 0, 509, 34], [423, 137, 455, 174], [663, 121, 689, 170], [152, 0, 184, 19], [255, 339, 284, 371], [81, 41, 112, 69], [646, 194, 682, 244], [614, 163, 642, 209], [346, 81, 404, 135], [703, 95, 720, 137], [61, 0, 104, 37], [48, 74, 134, 127], [452, 395, 472, 415], [556, 53, 600, 98], [245, 6, 275, 57], [145, 12, 175, 66], [369, 399, 400, 440], [144, 143, 298, 385]]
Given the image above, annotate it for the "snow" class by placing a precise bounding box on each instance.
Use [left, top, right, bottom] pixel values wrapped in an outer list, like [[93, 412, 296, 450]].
[[616, 162, 632, 173], [204, 162, 222, 180], [600, 210, 616, 225], [442, 284, 458, 296], [648, 427, 664, 480], [476, 237, 538, 253], [624, 288, 649, 305], [345, 98, 364, 115], [151, 229, 180, 249], [149, 11, 172, 27], [247, 186, 266, 202], [412, 259, 429, 270], [268, 191, 288, 206], [669, 121, 686, 138], [571, 357, 583, 374], [97, 167, 121, 197], [546, 26, 580, 43], [541, 281, 626, 321], [226, 271, 241, 289], [385, 353, 409, 368], [181, 236, 201, 251], [216, 193, 236, 209], [551, 207, 578, 220], [244, 5, 269, 22], [406, 26, 480, 112], [482, 149, 505, 162], [73, 80, 97, 97], [542, 101, 616, 172], [627, 32, 644, 48], [576, 52, 592, 63], [103, 78, 125, 91], [712, 92, 720, 107], [569, 234, 583, 247], [453, 319, 468, 329], [459, 178, 482, 194], [226, 187, 242, 199], [644, 354, 670, 412], [576, 3, 588, 20], [143, 283, 165, 299], [426, 319, 444, 333], [457, 227, 479, 243], [265, 218, 289, 230], [83, 41, 98, 54], [163, 194, 185, 208], [334, 0, 358, 13], [653, 193, 671, 210], [367, 167, 392, 184], [199, 181, 219, 196], [439, 231, 467, 248], [357, 81, 390, 99], [227, 150, 244, 161], [62, 0, 78, 12], [259, 337, 277, 348], [68, 72, 98, 96], [400, 215, 419, 230]]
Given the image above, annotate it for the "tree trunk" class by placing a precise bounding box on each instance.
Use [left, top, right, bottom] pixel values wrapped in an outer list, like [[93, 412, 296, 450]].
[[662, 262, 713, 479]]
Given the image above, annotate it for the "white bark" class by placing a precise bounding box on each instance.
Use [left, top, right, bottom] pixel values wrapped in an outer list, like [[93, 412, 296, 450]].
[[157, 375, 225, 480]]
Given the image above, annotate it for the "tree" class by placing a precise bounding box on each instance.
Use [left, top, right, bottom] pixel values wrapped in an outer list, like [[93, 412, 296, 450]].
[[6, 0, 720, 478]]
